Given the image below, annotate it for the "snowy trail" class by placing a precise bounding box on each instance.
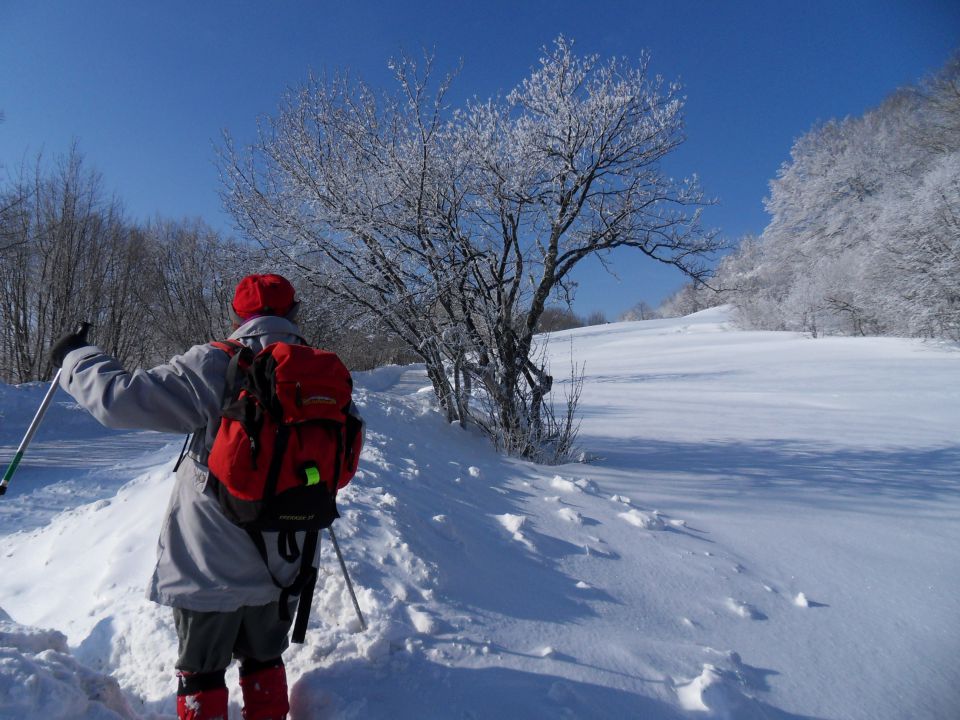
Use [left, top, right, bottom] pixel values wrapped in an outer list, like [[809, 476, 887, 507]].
[[0, 384, 175, 536], [1, 309, 959, 719]]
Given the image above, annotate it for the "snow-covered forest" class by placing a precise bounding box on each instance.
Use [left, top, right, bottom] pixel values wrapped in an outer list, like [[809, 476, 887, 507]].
[[656, 55, 960, 339], [0, 166, 416, 386]]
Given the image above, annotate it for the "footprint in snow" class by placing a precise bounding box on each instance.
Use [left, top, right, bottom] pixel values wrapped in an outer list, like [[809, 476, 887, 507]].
[[555, 507, 583, 525], [674, 662, 756, 715], [494, 513, 536, 551], [549, 476, 580, 493], [574, 478, 599, 494], [547, 475, 599, 494], [378, 492, 398, 508], [725, 598, 766, 620], [618, 509, 666, 530], [497, 513, 526, 534], [582, 537, 619, 559], [793, 591, 827, 607], [406, 606, 438, 635], [431, 514, 462, 543]]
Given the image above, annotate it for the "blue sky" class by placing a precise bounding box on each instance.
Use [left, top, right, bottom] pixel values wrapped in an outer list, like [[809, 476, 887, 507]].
[[1, 1, 957, 318]]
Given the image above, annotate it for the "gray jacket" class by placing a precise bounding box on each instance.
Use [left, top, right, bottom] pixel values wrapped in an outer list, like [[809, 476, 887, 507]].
[[60, 316, 357, 611]]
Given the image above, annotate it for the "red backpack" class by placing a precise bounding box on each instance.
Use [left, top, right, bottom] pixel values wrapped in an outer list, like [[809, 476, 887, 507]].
[[206, 339, 363, 642], [208, 340, 362, 531]]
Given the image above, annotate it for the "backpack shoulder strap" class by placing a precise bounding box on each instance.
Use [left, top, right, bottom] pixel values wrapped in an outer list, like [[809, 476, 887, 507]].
[[210, 339, 245, 355], [291, 530, 320, 643], [211, 339, 255, 411], [245, 527, 320, 636]]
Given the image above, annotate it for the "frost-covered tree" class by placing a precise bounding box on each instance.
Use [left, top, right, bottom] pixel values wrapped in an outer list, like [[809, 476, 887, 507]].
[[0, 149, 133, 381], [878, 152, 960, 339], [536, 307, 584, 333], [0, 149, 255, 382], [140, 218, 251, 362], [583, 311, 607, 326], [717, 53, 960, 340], [221, 37, 721, 459], [656, 280, 725, 318], [908, 53, 960, 157], [619, 300, 658, 322]]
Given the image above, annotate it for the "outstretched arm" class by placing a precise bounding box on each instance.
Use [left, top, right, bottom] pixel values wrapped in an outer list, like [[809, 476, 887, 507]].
[[59, 344, 229, 435]]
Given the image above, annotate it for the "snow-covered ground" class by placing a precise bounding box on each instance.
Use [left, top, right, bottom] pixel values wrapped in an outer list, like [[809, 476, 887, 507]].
[[1, 307, 958, 719]]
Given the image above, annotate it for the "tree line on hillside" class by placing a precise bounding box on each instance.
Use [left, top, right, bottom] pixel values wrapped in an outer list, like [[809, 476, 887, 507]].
[[643, 54, 960, 339], [0, 148, 418, 385], [2, 38, 722, 462]]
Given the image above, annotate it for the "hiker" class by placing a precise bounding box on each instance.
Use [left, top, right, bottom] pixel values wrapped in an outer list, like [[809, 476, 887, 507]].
[[49, 273, 364, 720]]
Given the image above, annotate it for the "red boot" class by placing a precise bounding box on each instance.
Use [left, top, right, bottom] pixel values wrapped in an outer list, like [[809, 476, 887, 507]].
[[177, 671, 228, 720], [239, 658, 290, 720]]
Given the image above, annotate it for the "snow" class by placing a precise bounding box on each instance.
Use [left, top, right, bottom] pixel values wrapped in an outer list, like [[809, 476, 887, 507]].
[[2, 307, 959, 719], [617, 508, 666, 530]]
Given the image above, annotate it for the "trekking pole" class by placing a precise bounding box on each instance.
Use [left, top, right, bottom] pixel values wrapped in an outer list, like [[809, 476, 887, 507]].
[[0, 368, 63, 496], [1, 321, 90, 497], [328, 526, 367, 631]]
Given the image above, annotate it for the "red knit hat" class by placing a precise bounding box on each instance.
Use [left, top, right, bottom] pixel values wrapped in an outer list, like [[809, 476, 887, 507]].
[[232, 273, 297, 320]]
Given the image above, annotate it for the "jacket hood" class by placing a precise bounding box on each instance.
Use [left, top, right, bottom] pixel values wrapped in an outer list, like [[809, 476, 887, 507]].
[[228, 315, 306, 351]]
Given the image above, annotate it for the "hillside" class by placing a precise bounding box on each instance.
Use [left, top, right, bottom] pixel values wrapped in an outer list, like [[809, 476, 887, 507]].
[[1, 308, 958, 719]]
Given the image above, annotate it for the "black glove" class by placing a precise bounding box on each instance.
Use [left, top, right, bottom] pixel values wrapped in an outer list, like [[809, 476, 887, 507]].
[[50, 322, 92, 368]]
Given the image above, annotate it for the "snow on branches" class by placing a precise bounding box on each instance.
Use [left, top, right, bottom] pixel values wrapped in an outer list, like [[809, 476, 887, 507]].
[[715, 54, 960, 340], [220, 37, 720, 460]]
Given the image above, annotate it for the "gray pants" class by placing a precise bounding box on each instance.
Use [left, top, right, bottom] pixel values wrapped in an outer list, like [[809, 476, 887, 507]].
[[173, 602, 291, 673]]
